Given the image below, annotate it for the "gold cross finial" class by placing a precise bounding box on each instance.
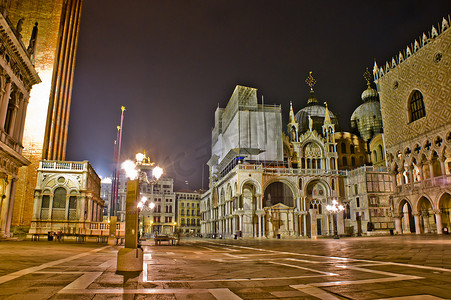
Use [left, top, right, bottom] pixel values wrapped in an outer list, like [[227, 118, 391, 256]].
[[305, 71, 316, 91], [363, 67, 372, 87], [121, 106, 126, 112], [117, 126, 120, 131]]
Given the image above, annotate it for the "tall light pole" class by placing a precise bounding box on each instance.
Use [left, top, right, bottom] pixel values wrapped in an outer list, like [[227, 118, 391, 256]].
[[326, 199, 344, 239], [114, 107, 125, 217], [117, 151, 163, 272]]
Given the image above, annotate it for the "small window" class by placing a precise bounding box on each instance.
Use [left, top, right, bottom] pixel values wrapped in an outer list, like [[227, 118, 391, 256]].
[[41, 195, 50, 208], [351, 157, 356, 166], [341, 143, 347, 153], [342, 156, 348, 166], [356, 197, 360, 208], [409, 90, 426, 122], [350, 144, 355, 154], [69, 196, 77, 209]]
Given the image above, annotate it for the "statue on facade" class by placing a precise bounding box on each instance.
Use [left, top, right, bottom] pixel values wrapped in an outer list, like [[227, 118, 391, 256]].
[[16, 18, 24, 40], [308, 115, 313, 131]]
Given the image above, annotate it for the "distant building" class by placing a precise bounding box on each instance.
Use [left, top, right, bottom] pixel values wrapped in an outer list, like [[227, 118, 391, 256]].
[[0, 10, 40, 237], [176, 190, 201, 236], [135, 177, 176, 237], [28, 160, 104, 235], [374, 16, 451, 235], [100, 177, 112, 219]]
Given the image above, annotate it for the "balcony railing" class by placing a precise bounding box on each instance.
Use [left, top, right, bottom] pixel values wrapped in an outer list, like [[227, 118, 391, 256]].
[[237, 164, 347, 176], [395, 175, 451, 193], [29, 220, 126, 236], [40, 161, 87, 171]]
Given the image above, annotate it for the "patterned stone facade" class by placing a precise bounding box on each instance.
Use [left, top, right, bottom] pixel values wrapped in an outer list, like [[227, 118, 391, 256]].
[[374, 16, 451, 235]]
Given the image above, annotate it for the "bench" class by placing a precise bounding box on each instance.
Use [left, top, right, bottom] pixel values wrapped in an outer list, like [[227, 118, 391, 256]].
[[154, 235, 176, 245]]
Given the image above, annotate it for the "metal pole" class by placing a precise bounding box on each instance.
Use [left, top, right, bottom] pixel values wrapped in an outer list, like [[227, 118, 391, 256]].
[[114, 106, 125, 217], [110, 131, 119, 217]]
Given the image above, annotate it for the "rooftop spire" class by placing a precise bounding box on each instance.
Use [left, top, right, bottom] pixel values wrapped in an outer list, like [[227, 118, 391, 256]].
[[289, 101, 296, 124], [323, 101, 332, 125]]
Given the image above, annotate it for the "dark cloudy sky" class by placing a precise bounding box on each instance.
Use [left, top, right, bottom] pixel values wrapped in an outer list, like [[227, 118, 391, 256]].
[[66, 1, 450, 190]]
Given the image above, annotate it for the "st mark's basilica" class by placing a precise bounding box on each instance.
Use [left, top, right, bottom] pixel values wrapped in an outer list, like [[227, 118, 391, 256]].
[[200, 16, 451, 239]]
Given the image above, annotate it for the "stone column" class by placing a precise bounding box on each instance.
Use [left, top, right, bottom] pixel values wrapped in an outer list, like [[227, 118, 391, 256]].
[[394, 216, 402, 234], [79, 195, 86, 221], [6, 93, 18, 136], [0, 80, 11, 128], [5, 179, 17, 237], [13, 93, 25, 141], [294, 212, 299, 236], [408, 166, 414, 189], [414, 213, 421, 234], [435, 210, 443, 234], [303, 214, 307, 236], [337, 210, 345, 235], [429, 163, 435, 179], [439, 159, 446, 177], [309, 209, 317, 239], [257, 215, 261, 237]]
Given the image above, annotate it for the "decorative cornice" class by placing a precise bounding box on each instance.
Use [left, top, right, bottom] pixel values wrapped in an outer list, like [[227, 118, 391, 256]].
[[373, 15, 450, 81]]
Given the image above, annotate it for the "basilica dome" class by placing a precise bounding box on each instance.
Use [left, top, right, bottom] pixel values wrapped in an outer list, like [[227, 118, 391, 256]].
[[350, 84, 383, 142], [295, 90, 340, 134]]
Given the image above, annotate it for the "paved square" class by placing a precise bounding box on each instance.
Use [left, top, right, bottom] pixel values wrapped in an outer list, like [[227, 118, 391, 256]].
[[0, 236, 450, 299]]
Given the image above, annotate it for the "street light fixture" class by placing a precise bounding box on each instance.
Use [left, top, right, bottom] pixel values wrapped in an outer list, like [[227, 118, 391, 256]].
[[326, 199, 344, 239]]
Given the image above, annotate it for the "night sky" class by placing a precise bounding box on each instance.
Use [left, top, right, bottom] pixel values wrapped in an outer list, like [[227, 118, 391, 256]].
[[65, 1, 450, 190]]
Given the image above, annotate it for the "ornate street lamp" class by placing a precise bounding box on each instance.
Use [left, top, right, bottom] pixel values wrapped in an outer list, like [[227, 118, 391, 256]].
[[326, 199, 344, 239], [117, 151, 163, 272]]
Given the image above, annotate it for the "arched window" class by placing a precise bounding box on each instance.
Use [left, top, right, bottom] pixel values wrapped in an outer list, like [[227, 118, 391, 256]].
[[341, 142, 347, 153], [343, 156, 348, 166], [409, 90, 426, 122], [351, 156, 356, 166], [350, 144, 355, 154], [378, 145, 384, 160], [373, 150, 377, 162], [41, 195, 50, 208], [53, 188, 66, 208]]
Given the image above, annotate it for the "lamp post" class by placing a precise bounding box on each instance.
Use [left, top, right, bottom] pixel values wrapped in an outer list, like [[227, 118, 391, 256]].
[[117, 151, 163, 272], [326, 199, 344, 239]]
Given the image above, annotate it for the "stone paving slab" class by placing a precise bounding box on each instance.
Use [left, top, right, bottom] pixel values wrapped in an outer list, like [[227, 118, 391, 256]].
[[1, 235, 451, 299]]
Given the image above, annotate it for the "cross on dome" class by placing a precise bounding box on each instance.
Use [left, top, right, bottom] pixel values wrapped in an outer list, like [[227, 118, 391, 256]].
[[305, 71, 317, 91]]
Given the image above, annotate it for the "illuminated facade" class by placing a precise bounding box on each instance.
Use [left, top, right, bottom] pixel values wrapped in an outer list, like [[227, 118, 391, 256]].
[[201, 84, 351, 238], [28, 160, 104, 235], [374, 16, 451, 234], [0, 9, 40, 237], [176, 191, 201, 236], [6, 0, 83, 231], [201, 73, 396, 238]]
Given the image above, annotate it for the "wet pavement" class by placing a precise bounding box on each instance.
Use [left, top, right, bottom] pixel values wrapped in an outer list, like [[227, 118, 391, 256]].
[[0, 235, 450, 299]]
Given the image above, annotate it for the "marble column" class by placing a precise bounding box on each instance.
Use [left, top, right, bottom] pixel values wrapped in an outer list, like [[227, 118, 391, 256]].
[[435, 210, 443, 234], [414, 213, 421, 234], [5, 179, 17, 237], [303, 214, 307, 236], [394, 216, 402, 234], [429, 163, 435, 179], [439, 159, 446, 177], [0, 80, 11, 127]]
